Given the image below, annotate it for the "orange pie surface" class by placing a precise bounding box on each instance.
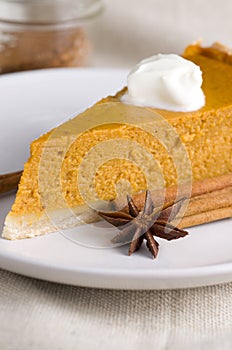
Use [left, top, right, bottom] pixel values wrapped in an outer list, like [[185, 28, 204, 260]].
[[3, 42, 232, 239]]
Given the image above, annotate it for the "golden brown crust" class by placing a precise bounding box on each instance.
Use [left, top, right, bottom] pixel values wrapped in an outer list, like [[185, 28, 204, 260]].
[[183, 41, 232, 65]]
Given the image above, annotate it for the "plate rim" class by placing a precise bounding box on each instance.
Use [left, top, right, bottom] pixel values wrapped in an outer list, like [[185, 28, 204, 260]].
[[1, 237, 232, 290]]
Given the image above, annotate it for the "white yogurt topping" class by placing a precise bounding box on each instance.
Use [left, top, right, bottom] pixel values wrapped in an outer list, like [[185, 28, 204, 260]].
[[121, 54, 205, 112]]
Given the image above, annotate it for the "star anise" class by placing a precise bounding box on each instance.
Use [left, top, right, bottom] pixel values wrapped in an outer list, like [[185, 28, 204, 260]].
[[97, 190, 188, 259]]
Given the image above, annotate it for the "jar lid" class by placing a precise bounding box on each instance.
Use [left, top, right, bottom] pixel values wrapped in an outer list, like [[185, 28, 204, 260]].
[[0, 0, 103, 24]]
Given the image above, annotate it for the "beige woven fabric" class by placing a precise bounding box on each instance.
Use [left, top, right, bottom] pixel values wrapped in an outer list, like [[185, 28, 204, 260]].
[[2, 1, 232, 349], [1, 268, 232, 350]]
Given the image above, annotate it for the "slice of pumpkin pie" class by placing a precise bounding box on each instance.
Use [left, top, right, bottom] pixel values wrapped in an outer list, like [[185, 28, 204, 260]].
[[3, 42, 232, 239]]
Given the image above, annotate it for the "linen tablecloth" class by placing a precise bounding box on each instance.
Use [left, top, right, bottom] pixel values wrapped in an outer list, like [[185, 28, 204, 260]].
[[1, 268, 232, 349], [1, 1, 232, 349]]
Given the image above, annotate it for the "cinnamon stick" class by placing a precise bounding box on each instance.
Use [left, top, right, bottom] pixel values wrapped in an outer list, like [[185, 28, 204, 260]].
[[184, 186, 232, 217], [0, 171, 23, 194], [115, 173, 232, 212], [114, 173, 232, 229], [179, 206, 232, 228]]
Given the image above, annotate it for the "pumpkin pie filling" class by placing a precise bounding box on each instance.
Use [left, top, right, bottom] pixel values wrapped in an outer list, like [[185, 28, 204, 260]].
[[3, 42, 232, 239]]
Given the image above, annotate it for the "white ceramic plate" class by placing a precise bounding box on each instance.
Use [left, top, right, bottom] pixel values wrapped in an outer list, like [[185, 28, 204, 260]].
[[0, 68, 232, 290]]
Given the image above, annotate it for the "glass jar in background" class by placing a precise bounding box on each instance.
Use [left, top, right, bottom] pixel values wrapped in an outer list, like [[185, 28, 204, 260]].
[[0, 0, 102, 74]]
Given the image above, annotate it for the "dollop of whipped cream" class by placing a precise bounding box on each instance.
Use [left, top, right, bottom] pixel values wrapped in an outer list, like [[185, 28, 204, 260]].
[[121, 54, 205, 112]]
